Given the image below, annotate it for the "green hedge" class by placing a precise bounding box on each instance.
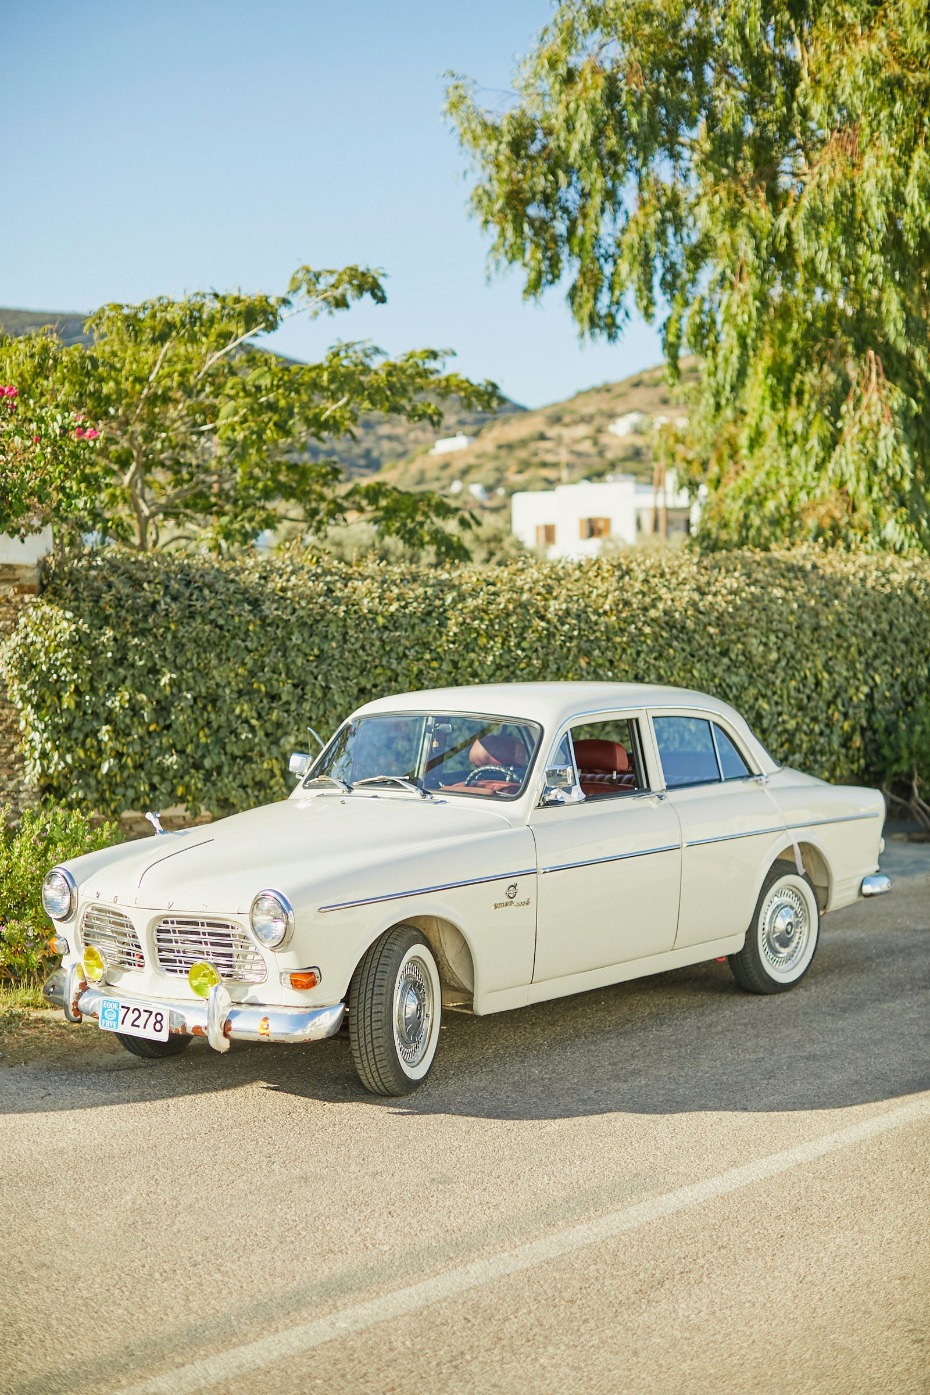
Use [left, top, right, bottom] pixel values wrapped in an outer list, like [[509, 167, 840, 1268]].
[[3, 548, 930, 816], [0, 804, 120, 983]]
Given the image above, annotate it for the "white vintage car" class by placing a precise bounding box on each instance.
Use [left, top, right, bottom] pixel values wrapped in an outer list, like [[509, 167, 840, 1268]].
[[43, 683, 891, 1095]]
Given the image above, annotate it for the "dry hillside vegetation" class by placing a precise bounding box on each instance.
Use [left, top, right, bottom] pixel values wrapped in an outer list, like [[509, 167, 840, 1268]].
[[378, 361, 698, 500]]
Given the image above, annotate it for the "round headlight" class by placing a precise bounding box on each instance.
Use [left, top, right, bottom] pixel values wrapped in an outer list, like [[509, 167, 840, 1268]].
[[249, 890, 294, 949], [42, 868, 76, 922]]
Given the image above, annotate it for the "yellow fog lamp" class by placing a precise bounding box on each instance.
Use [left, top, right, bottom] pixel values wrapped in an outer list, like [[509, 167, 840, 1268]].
[[188, 961, 221, 999], [83, 946, 107, 983]]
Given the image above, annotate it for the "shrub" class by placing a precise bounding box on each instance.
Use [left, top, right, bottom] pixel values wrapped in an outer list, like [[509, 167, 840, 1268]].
[[0, 804, 121, 984], [3, 548, 930, 817]]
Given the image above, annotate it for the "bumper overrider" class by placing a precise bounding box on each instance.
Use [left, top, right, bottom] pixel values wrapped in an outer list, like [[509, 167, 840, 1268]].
[[43, 965, 345, 1053]]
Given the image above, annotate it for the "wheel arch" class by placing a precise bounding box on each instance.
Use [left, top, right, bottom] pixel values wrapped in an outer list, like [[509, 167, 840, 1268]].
[[344, 909, 477, 1012], [766, 839, 832, 911], [397, 914, 476, 1010]]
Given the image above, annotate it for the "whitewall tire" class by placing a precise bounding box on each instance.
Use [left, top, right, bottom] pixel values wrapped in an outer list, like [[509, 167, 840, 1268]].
[[728, 861, 820, 994], [349, 926, 442, 1095]]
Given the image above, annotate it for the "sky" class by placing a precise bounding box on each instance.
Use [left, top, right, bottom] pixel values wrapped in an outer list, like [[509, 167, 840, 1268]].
[[2, 1, 663, 409]]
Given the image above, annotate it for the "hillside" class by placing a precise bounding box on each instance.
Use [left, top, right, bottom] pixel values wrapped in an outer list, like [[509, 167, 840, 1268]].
[[0, 307, 696, 496], [0, 307, 91, 347], [0, 306, 523, 476], [377, 361, 699, 500], [304, 395, 524, 477]]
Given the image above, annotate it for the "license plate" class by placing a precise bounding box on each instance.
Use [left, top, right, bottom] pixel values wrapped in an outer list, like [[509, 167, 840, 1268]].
[[98, 998, 170, 1042]]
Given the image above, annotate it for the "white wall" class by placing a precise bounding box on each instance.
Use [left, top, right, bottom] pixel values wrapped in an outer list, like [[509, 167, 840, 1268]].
[[511, 479, 640, 559], [511, 477, 697, 558], [0, 527, 53, 565]]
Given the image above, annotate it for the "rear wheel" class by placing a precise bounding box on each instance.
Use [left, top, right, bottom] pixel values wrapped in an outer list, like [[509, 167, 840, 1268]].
[[115, 1032, 191, 1059], [349, 926, 442, 1096], [728, 860, 820, 994]]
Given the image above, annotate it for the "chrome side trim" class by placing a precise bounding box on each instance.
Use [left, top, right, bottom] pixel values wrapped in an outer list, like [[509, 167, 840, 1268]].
[[787, 812, 881, 830], [861, 873, 892, 897], [686, 825, 786, 848], [684, 810, 881, 851], [541, 843, 679, 875], [318, 869, 537, 915]]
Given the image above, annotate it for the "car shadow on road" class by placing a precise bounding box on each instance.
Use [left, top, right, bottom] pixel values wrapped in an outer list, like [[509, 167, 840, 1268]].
[[3, 904, 928, 1120]]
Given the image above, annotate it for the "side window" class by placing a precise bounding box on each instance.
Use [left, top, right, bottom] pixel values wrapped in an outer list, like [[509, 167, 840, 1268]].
[[570, 718, 643, 799], [713, 724, 751, 780], [653, 716, 721, 788]]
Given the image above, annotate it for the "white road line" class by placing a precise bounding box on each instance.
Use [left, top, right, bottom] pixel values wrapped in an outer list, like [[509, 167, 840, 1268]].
[[113, 1096, 930, 1395]]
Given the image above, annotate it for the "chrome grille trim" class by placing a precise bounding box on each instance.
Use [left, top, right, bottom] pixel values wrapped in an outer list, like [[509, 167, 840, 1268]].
[[154, 917, 267, 983], [81, 905, 145, 972]]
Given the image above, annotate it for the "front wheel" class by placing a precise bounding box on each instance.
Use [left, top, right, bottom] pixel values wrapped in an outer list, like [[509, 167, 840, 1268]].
[[728, 861, 820, 994], [349, 926, 442, 1096]]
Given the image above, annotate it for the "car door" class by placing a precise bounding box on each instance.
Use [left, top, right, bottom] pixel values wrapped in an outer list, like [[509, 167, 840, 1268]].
[[530, 712, 682, 984], [648, 711, 787, 949]]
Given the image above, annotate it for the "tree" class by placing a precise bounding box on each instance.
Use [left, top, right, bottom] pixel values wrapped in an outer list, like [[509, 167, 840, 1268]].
[[448, 1, 930, 551], [0, 266, 499, 560]]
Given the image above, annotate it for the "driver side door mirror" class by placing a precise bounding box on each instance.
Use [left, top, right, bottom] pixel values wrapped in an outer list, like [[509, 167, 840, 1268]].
[[541, 765, 585, 806]]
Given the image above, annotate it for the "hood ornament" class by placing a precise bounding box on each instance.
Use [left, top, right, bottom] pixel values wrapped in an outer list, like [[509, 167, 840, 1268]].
[[145, 811, 166, 836]]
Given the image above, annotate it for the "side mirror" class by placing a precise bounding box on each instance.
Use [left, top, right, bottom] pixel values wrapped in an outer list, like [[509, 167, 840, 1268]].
[[541, 766, 585, 806], [289, 752, 312, 778]]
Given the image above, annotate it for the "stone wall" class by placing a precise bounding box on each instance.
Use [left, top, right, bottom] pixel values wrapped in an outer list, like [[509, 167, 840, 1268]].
[[0, 562, 42, 820]]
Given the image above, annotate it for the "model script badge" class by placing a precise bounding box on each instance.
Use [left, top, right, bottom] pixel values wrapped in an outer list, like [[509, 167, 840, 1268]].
[[495, 881, 530, 910]]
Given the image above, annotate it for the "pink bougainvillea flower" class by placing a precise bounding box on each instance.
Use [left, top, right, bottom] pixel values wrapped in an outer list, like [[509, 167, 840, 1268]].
[[83, 428, 99, 439], [74, 427, 84, 439], [33, 434, 40, 443]]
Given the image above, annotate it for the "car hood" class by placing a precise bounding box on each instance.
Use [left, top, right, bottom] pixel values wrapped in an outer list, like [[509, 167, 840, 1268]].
[[68, 793, 520, 914]]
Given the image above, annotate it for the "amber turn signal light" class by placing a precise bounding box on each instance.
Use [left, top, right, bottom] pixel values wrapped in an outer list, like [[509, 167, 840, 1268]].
[[283, 968, 320, 991]]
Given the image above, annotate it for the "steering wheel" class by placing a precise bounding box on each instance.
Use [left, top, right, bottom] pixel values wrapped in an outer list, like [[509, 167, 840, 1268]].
[[463, 763, 521, 786]]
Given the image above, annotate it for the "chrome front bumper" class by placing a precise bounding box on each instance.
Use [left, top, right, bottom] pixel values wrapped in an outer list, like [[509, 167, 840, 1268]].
[[861, 873, 892, 898], [43, 967, 345, 1053]]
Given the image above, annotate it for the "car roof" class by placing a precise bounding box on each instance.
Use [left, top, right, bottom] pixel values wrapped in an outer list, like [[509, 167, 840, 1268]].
[[356, 682, 737, 728], [352, 683, 779, 775]]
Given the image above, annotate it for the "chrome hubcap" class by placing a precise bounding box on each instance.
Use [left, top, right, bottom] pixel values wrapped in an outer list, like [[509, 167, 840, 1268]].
[[393, 956, 434, 1067], [760, 886, 810, 974]]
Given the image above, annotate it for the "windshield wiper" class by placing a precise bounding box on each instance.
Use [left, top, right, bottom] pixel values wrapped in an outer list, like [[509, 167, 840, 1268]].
[[353, 776, 433, 799], [304, 774, 352, 793]]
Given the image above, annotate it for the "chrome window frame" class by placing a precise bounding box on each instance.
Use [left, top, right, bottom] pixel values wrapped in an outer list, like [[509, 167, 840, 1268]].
[[534, 709, 659, 810], [305, 709, 545, 804], [648, 707, 766, 792]]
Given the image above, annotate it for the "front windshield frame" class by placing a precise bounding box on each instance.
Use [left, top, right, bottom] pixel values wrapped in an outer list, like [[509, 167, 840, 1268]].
[[304, 709, 544, 802]]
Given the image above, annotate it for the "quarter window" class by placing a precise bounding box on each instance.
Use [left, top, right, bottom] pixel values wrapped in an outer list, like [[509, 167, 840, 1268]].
[[653, 716, 720, 788], [713, 724, 751, 780]]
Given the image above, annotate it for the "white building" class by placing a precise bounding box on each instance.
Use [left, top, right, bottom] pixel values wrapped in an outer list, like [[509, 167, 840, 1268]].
[[429, 433, 475, 457], [511, 475, 696, 559], [607, 411, 647, 438]]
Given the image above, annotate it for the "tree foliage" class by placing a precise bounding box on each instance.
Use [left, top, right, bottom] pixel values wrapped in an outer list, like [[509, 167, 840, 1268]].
[[448, 0, 930, 551], [0, 266, 499, 559]]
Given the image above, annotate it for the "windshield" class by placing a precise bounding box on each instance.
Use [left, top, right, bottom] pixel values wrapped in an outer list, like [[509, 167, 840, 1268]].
[[305, 712, 542, 800]]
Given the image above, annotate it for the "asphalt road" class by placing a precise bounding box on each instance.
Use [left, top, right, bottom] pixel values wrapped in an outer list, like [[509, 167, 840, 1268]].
[[2, 843, 928, 1395]]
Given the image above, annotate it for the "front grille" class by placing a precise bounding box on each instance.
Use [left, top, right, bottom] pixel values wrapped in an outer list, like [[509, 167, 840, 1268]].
[[82, 905, 145, 971], [154, 917, 267, 983]]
